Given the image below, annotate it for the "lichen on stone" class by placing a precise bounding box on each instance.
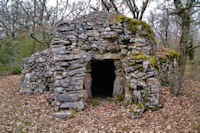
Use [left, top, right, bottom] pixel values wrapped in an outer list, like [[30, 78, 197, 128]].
[[129, 103, 145, 119], [114, 95, 124, 102], [133, 64, 143, 69], [124, 100, 131, 108], [128, 51, 158, 70], [129, 103, 143, 112]]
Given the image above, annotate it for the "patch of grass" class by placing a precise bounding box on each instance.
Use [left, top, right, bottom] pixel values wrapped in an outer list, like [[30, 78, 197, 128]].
[[72, 110, 76, 117], [113, 95, 124, 102], [10, 65, 21, 75], [191, 122, 200, 132], [87, 99, 100, 107]]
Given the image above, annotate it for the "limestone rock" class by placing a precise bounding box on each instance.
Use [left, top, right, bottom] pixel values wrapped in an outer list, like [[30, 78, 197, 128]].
[[60, 101, 84, 111], [146, 78, 160, 93], [129, 103, 145, 119], [53, 110, 74, 119], [83, 73, 92, 98], [87, 30, 100, 36], [113, 77, 124, 96], [56, 92, 83, 102]]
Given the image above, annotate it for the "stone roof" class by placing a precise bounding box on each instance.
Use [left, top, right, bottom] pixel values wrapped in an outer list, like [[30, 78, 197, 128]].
[[59, 11, 116, 26]]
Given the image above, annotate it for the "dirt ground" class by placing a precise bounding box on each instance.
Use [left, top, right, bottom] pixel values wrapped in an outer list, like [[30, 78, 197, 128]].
[[0, 74, 200, 132]]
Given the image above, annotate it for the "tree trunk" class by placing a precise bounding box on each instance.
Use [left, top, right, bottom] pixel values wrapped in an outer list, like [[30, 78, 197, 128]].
[[170, 10, 191, 96]]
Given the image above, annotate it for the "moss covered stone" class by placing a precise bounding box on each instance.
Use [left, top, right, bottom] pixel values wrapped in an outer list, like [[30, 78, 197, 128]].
[[114, 95, 124, 102], [133, 64, 143, 69], [130, 55, 147, 60], [151, 100, 163, 111], [129, 103, 145, 119], [166, 50, 180, 59], [156, 48, 180, 63], [115, 15, 157, 45], [128, 51, 158, 70], [125, 84, 133, 92], [129, 103, 143, 112], [72, 109, 76, 117], [124, 100, 131, 108], [149, 56, 157, 69]]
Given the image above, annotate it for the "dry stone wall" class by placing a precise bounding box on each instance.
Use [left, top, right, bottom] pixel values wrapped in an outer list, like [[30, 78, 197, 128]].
[[156, 48, 180, 86], [19, 11, 180, 119], [20, 48, 54, 94]]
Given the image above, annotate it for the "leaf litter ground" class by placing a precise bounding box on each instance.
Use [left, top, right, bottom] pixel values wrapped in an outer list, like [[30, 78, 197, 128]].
[[0, 75, 199, 132]]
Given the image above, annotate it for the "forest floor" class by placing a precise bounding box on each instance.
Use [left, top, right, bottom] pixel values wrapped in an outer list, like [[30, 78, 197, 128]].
[[0, 66, 200, 132]]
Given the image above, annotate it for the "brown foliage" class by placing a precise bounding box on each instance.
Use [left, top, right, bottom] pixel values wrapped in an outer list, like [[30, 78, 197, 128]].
[[0, 75, 199, 132]]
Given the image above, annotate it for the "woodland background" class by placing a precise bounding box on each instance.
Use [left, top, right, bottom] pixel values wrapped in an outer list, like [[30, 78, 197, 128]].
[[0, 0, 200, 132], [0, 0, 199, 72]]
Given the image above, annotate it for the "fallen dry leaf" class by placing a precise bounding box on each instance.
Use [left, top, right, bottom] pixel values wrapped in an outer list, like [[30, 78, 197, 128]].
[[0, 75, 199, 132]]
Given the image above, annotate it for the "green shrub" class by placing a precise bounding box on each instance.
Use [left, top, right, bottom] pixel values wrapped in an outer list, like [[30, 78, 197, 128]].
[[10, 65, 21, 75], [0, 35, 47, 75]]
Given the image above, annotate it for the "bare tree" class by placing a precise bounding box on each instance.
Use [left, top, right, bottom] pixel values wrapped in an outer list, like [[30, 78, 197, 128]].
[[0, 0, 91, 47], [99, 0, 151, 20], [170, 0, 200, 95], [148, 2, 181, 48], [125, 0, 149, 20], [99, 0, 120, 13]]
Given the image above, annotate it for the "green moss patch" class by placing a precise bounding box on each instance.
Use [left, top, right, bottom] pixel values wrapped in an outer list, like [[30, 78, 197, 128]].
[[128, 51, 158, 70], [129, 103, 144, 117], [87, 99, 100, 107], [72, 110, 76, 117], [124, 101, 131, 108], [129, 103, 144, 112], [156, 47, 180, 62], [113, 95, 125, 102], [115, 15, 157, 44]]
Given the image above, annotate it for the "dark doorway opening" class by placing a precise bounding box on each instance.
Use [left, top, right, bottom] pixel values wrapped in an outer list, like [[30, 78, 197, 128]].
[[91, 60, 115, 97]]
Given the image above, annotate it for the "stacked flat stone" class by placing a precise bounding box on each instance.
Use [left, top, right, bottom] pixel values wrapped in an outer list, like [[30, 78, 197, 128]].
[[157, 56, 178, 86], [123, 51, 160, 109], [20, 11, 179, 119], [20, 48, 54, 94], [50, 11, 157, 112]]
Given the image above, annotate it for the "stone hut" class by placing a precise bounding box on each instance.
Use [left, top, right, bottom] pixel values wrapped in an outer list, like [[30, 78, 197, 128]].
[[20, 11, 179, 118]]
